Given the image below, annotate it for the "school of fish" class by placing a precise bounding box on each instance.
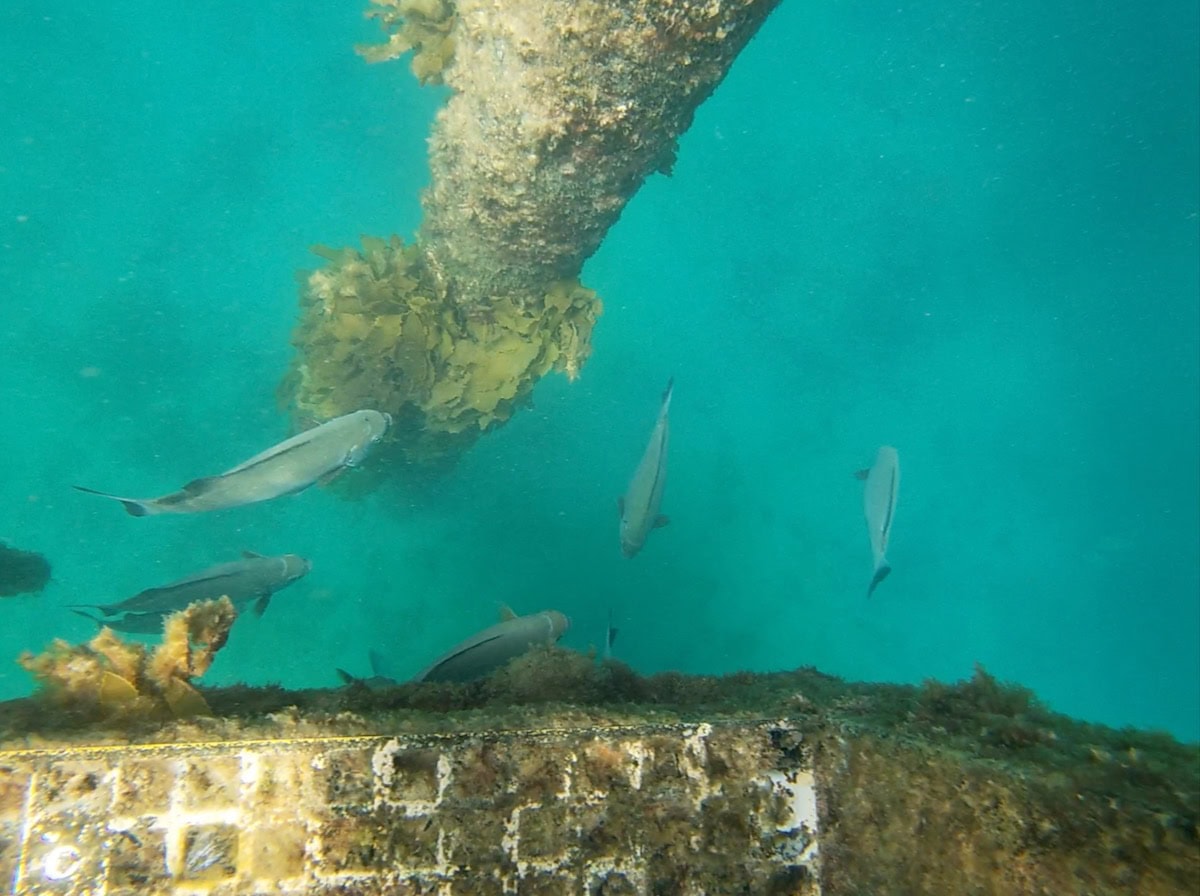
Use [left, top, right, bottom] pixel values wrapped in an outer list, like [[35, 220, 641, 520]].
[[13, 380, 902, 690]]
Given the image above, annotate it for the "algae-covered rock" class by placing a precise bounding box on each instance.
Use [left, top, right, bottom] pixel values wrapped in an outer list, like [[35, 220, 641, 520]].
[[280, 235, 601, 469], [278, 0, 783, 480]]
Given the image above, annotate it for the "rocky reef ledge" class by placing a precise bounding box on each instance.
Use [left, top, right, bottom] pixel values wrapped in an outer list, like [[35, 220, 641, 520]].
[[1, 657, 1196, 895]]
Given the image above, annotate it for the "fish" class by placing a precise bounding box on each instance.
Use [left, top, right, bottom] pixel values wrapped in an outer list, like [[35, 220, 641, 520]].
[[603, 609, 619, 661], [71, 607, 168, 634], [855, 446, 900, 597], [618, 378, 673, 558], [336, 648, 400, 690], [69, 551, 311, 628], [414, 607, 571, 684], [0, 541, 52, 597], [74, 409, 392, 516]]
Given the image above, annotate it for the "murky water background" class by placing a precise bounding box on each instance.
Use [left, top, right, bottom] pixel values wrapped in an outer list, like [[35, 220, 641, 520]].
[[1, 1, 1196, 739]]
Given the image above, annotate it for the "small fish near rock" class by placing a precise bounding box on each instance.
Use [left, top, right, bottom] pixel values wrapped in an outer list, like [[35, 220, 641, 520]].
[[855, 445, 900, 597], [0, 541, 51, 597], [336, 648, 400, 690], [74, 409, 392, 516], [414, 607, 571, 684], [69, 551, 310, 634]]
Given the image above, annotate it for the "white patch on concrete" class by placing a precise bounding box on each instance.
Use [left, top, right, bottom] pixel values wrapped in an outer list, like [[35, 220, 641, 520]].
[[766, 768, 821, 873], [41, 843, 82, 881]]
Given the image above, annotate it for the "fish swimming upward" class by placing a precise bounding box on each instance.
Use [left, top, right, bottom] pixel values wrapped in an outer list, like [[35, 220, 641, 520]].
[[74, 409, 392, 516], [618, 378, 673, 558], [69, 551, 311, 633], [414, 607, 571, 684], [855, 446, 900, 597]]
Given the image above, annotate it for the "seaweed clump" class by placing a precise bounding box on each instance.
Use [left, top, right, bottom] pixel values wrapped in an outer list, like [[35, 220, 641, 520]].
[[913, 663, 1058, 750], [17, 597, 237, 722], [357, 0, 457, 84], [0, 541, 51, 597], [279, 236, 601, 467]]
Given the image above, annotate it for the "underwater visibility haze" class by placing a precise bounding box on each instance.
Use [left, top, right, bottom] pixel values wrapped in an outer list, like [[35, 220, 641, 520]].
[[0, 0, 1197, 747]]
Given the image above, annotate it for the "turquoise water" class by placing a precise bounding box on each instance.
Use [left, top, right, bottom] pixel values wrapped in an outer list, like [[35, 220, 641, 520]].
[[1, 2, 1197, 740]]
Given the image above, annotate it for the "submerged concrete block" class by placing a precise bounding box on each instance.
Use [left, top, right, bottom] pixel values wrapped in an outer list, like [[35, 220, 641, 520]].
[[0, 721, 820, 895], [1, 662, 1196, 894]]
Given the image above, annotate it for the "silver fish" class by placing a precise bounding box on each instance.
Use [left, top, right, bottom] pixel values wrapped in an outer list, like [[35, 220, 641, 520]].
[[414, 608, 571, 683], [69, 551, 310, 626], [618, 378, 673, 558], [855, 446, 900, 597], [74, 409, 392, 516]]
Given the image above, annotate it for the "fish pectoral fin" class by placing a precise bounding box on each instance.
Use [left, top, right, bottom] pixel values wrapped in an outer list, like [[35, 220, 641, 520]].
[[616, 496, 625, 516], [853, 468, 870, 481], [317, 467, 347, 487], [180, 475, 220, 496], [253, 594, 272, 616], [652, 514, 671, 529]]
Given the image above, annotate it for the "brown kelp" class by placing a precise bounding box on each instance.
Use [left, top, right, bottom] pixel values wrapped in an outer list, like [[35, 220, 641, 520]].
[[18, 597, 237, 721]]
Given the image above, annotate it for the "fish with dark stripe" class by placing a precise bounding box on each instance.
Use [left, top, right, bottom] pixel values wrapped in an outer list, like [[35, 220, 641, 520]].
[[69, 550, 310, 632], [855, 445, 900, 597], [414, 608, 570, 683], [618, 378, 673, 558], [74, 409, 391, 516]]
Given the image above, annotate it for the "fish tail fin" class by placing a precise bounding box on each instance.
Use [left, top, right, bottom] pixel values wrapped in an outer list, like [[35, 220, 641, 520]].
[[866, 563, 892, 598], [70, 609, 107, 627], [66, 603, 115, 616], [335, 668, 357, 685], [73, 485, 150, 517], [368, 648, 386, 677]]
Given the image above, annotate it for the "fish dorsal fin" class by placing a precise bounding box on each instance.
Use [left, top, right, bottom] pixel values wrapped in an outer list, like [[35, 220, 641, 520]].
[[498, 604, 517, 622], [853, 468, 870, 481], [242, 550, 266, 559]]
